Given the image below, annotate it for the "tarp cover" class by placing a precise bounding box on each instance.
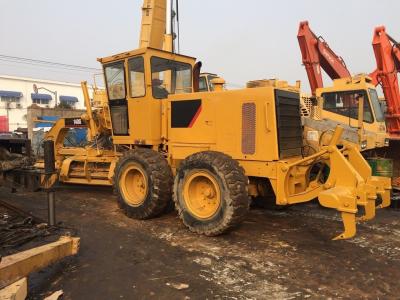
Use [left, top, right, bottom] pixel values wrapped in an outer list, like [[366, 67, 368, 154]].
[[31, 93, 52, 101], [60, 96, 78, 103]]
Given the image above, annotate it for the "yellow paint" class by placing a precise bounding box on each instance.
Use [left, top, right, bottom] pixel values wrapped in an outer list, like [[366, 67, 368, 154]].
[[119, 163, 148, 206], [183, 171, 221, 219], [316, 75, 389, 150], [43, 44, 392, 239], [98, 47, 392, 239]]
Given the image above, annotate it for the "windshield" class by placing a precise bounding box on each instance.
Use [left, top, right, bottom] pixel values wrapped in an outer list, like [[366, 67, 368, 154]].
[[369, 89, 385, 122], [104, 61, 126, 100], [199, 74, 218, 92], [199, 77, 208, 92], [151, 57, 192, 99], [207, 75, 218, 91], [322, 90, 374, 123]]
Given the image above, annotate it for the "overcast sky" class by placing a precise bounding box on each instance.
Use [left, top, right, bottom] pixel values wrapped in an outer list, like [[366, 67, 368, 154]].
[[1, 0, 399, 92]]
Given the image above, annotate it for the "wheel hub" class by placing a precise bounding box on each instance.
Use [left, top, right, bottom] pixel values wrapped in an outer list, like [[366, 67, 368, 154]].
[[183, 171, 221, 219], [119, 163, 148, 207]]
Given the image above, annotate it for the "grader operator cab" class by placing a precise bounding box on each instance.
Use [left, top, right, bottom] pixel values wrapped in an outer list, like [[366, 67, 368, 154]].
[[93, 46, 391, 240]]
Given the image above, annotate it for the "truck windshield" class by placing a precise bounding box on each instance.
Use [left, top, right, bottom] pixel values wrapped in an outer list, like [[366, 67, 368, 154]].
[[104, 61, 126, 100], [322, 90, 374, 123], [369, 89, 385, 122]]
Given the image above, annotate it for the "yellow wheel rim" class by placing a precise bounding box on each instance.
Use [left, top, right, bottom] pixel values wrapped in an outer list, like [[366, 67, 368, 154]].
[[119, 163, 148, 207], [183, 171, 221, 219]]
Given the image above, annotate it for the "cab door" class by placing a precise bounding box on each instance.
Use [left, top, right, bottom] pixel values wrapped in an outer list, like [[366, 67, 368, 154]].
[[126, 56, 162, 145]]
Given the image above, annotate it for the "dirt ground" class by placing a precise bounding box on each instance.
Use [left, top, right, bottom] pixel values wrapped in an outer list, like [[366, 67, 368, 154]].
[[1, 185, 400, 300]]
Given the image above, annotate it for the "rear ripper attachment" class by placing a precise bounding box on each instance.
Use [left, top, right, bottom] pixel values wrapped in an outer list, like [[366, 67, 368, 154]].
[[275, 127, 391, 240]]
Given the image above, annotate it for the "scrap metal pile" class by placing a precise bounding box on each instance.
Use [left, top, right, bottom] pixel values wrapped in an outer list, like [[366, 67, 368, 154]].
[[0, 201, 55, 257], [0, 148, 33, 172]]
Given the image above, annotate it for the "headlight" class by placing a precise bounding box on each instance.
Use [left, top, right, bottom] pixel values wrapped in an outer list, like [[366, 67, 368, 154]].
[[361, 140, 367, 150], [385, 138, 390, 146]]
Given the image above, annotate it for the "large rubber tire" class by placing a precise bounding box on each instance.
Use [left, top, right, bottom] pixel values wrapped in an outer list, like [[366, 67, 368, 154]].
[[114, 148, 173, 219], [174, 151, 250, 236]]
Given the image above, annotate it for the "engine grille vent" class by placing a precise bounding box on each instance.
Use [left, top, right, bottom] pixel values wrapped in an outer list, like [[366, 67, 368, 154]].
[[275, 90, 303, 159], [242, 103, 256, 155], [302, 95, 321, 119]]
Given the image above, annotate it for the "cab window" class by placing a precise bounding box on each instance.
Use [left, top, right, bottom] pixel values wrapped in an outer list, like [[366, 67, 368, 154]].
[[104, 61, 126, 100], [198, 77, 208, 92], [369, 89, 385, 122], [150, 57, 192, 99], [128, 57, 145, 98], [207, 75, 217, 91], [322, 90, 374, 123]]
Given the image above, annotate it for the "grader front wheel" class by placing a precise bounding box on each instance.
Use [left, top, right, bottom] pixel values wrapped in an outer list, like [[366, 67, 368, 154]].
[[114, 149, 173, 219], [174, 151, 250, 236]]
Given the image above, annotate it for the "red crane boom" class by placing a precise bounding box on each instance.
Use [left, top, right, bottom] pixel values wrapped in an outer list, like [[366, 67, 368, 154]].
[[370, 26, 400, 138], [297, 21, 351, 95]]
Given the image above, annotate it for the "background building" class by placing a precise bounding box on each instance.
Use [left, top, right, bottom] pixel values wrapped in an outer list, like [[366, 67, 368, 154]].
[[0, 75, 92, 131]]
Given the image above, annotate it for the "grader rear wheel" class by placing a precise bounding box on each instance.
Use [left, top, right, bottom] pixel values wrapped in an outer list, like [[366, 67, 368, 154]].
[[114, 148, 173, 219], [183, 171, 222, 219], [174, 151, 250, 236]]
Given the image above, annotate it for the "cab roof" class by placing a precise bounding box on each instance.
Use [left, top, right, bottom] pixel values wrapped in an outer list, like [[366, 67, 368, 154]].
[[97, 47, 197, 64]]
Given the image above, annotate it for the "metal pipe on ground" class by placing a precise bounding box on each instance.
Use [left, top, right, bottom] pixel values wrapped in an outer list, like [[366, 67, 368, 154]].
[[43, 140, 56, 226]]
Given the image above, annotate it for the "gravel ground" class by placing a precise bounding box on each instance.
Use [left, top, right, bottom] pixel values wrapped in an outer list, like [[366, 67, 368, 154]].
[[1, 185, 399, 300]]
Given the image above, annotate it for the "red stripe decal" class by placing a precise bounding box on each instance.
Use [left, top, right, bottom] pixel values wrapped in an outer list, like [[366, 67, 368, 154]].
[[188, 105, 202, 128]]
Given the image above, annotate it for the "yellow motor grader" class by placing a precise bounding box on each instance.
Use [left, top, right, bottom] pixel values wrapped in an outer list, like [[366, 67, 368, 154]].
[[43, 46, 391, 240]]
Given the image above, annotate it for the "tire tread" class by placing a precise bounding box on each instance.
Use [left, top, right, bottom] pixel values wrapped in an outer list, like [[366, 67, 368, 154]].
[[114, 148, 173, 219], [174, 151, 249, 236]]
